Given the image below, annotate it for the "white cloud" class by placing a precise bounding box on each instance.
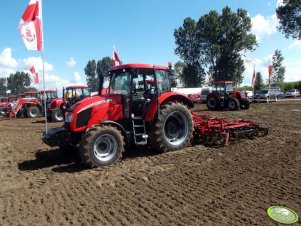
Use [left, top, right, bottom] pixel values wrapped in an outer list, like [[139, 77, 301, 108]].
[[251, 14, 279, 42], [65, 57, 76, 67], [0, 48, 18, 77], [73, 72, 81, 83], [289, 40, 301, 49], [20, 56, 53, 72]]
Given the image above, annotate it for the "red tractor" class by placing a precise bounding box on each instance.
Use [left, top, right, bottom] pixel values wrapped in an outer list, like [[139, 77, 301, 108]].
[[43, 63, 195, 167], [8, 90, 58, 118], [47, 85, 91, 122], [206, 81, 250, 111]]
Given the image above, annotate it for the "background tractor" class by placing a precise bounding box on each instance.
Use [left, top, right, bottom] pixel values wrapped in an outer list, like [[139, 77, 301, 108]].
[[206, 81, 250, 111], [43, 63, 194, 167], [8, 90, 58, 118], [47, 85, 92, 122]]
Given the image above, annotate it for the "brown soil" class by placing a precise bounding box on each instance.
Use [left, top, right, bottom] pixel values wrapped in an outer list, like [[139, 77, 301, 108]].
[[0, 100, 301, 226]]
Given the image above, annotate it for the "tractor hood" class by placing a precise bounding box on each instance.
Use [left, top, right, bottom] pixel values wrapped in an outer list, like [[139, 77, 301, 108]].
[[65, 94, 123, 133]]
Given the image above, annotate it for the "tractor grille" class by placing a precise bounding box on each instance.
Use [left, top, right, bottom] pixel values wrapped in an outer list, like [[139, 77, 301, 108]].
[[76, 108, 92, 128]]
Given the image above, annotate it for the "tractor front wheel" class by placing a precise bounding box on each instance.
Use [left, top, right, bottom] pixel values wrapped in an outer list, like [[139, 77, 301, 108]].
[[228, 98, 239, 111], [80, 125, 124, 168], [51, 109, 64, 122], [240, 99, 250, 110], [150, 102, 193, 152], [26, 106, 40, 118], [206, 95, 220, 110]]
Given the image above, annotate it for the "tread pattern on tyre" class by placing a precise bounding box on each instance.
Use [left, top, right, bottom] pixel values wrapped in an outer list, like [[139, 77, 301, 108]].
[[150, 102, 193, 153], [51, 109, 64, 122], [206, 94, 220, 110], [80, 125, 125, 168]]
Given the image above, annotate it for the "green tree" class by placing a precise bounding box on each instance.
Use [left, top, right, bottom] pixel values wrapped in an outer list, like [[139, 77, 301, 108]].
[[6, 72, 31, 94], [174, 61, 205, 87], [276, 0, 301, 39], [174, 6, 257, 86], [271, 49, 285, 86], [254, 72, 264, 92], [85, 60, 97, 92]]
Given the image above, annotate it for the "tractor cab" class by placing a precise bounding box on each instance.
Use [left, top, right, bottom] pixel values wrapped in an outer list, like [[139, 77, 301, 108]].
[[107, 64, 171, 118], [63, 85, 90, 106]]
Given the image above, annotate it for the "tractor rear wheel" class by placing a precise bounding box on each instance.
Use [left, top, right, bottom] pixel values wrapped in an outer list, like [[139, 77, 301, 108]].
[[228, 98, 240, 111], [240, 99, 250, 110], [80, 125, 124, 167], [51, 108, 64, 122], [150, 102, 193, 152], [206, 94, 220, 110], [26, 106, 40, 118]]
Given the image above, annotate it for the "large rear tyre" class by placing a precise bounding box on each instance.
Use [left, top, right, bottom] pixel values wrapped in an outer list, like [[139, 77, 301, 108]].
[[80, 125, 124, 168], [206, 94, 220, 110], [26, 106, 40, 118], [150, 102, 193, 152], [228, 98, 240, 111], [51, 108, 64, 122]]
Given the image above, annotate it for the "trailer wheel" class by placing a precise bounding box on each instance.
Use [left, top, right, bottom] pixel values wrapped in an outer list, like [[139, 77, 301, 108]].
[[150, 102, 193, 152], [26, 106, 40, 118], [206, 94, 220, 110], [51, 109, 64, 122], [228, 98, 239, 111], [80, 125, 124, 167]]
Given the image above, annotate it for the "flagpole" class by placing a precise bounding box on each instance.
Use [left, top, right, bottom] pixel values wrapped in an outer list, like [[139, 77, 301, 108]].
[[40, 0, 48, 133], [253, 64, 255, 99]]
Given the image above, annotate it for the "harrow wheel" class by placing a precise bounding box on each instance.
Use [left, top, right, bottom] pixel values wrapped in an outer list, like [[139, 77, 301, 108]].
[[150, 102, 193, 152], [80, 125, 124, 168]]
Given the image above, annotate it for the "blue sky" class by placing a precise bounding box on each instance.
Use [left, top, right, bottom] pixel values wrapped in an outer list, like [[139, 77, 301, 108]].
[[0, 0, 300, 92]]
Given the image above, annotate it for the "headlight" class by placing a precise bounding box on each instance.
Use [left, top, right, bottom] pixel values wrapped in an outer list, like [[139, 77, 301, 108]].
[[65, 112, 74, 122]]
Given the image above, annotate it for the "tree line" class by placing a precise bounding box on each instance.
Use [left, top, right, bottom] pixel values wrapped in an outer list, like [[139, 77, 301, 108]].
[[0, 72, 37, 96], [85, 2, 299, 90]]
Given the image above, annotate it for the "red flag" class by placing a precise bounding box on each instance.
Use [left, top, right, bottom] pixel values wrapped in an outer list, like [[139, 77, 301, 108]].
[[112, 50, 121, 67], [18, 0, 43, 51], [251, 67, 256, 88], [30, 66, 39, 84], [268, 65, 273, 84]]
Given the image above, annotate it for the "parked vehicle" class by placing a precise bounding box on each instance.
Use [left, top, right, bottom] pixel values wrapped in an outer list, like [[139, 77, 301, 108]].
[[285, 89, 300, 98], [275, 90, 285, 99], [240, 90, 253, 100], [253, 89, 277, 102]]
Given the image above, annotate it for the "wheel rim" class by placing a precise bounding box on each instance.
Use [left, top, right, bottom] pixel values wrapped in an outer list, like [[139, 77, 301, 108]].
[[228, 100, 236, 109], [163, 111, 188, 146], [55, 110, 64, 121], [93, 134, 118, 162], [30, 108, 38, 117], [208, 98, 216, 108]]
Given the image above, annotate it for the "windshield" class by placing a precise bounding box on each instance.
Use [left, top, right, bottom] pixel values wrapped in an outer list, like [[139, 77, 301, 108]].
[[260, 90, 268, 94], [25, 93, 37, 98], [109, 71, 131, 96], [225, 83, 233, 91], [46, 92, 58, 99], [8, 96, 17, 102]]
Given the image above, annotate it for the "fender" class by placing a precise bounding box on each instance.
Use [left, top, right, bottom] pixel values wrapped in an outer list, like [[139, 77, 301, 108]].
[[144, 92, 194, 122], [102, 120, 130, 147]]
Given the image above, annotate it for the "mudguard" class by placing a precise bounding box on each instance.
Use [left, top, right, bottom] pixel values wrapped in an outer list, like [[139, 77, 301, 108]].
[[144, 92, 194, 122]]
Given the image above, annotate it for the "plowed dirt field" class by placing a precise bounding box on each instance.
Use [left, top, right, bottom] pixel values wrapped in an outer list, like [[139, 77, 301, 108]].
[[0, 100, 301, 226]]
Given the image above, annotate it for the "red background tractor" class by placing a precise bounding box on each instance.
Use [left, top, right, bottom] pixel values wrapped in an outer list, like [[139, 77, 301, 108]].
[[206, 81, 250, 110]]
